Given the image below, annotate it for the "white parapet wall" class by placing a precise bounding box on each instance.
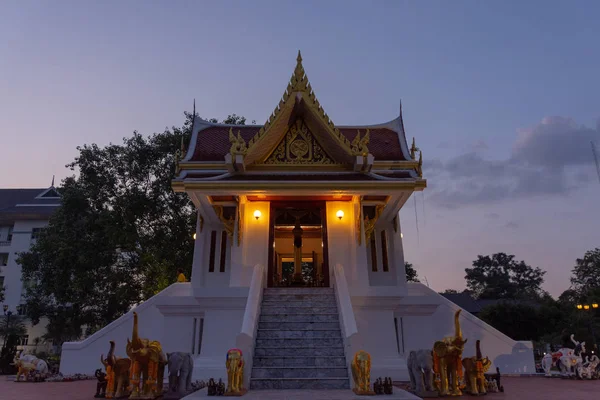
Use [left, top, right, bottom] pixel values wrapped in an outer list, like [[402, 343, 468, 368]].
[[60, 283, 193, 375], [400, 283, 536, 374]]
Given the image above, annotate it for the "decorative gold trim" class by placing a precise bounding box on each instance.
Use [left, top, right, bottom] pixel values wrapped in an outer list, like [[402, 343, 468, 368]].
[[245, 51, 355, 159], [417, 151, 423, 178], [172, 179, 427, 192], [351, 129, 370, 157], [364, 204, 384, 242], [356, 202, 362, 246], [410, 137, 418, 160], [236, 205, 243, 247], [229, 128, 248, 156], [213, 205, 235, 239], [263, 119, 335, 165]]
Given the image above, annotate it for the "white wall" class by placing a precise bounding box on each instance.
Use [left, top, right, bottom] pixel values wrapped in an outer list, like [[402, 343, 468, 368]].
[[400, 283, 536, 374]]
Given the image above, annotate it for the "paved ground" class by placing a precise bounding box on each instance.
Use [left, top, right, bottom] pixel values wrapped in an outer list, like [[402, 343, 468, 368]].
[[1, 376, 599, 399]]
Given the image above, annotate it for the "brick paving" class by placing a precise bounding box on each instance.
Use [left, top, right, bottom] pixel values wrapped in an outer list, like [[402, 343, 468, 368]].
[[1, 376, 599, 400]]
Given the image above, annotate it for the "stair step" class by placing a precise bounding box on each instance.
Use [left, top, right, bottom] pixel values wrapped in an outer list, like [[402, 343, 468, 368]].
[[256, 330, 342, 339], [253, 356, 347, 367], [255, 338, 344, 348], [260, 306, 338, 314], [262, 300, 337, 307], [251, 367, 348, 379], [258, 322, 340, 330], [264, 288, 334, 295], [262, 294, 336, 301], [250, 378, 349, 390], [259, 314, 339, 323], [254, 347, 345, 357]]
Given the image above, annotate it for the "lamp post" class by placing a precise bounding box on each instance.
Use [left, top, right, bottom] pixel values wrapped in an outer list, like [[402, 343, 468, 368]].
[[2, 305, 13, 353], [576, 302, 599, 352]]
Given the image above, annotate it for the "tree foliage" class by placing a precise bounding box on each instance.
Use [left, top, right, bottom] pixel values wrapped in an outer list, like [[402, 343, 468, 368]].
[[570, 248, 600, 295], [465, 253, 546, 300], [17, 111, 247, 341], [0, 315, 26, 374], [405, 262, 419, 282]]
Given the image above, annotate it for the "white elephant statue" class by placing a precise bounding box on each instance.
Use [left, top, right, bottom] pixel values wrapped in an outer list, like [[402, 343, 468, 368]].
[[407, 349, 435, 396], [577, 355, 600, 380], [19, 352, 49, 376], [166, 352, 194, 395], [544, 334, 585, 378]]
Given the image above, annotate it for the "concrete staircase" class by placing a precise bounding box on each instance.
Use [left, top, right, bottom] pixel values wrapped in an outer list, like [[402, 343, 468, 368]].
[[250, 287, 350, 390]]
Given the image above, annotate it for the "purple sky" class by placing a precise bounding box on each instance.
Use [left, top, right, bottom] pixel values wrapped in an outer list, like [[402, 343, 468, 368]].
[[1, 1, 598, 297]]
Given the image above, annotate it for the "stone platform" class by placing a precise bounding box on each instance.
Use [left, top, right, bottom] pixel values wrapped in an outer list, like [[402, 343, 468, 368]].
[[183, 388, 420, 399]]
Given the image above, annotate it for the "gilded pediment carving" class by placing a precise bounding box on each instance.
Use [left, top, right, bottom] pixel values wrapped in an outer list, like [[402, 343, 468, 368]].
[[263, 119, 335, 165]]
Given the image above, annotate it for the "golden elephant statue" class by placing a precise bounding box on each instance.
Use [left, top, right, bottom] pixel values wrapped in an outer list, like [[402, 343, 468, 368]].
[[351, 350, 374, 394], [225, 348, 245, 394], [101, 340, 132, 399], [462, 340, 492, 396], [433, 310, 468, 396], [126, 312, 166, 399], [13, 353, 36, 382]]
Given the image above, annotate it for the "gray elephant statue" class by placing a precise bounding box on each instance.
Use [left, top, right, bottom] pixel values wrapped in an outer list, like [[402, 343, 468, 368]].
[[166, 352, 194, 396], [407, 349, 436, 397]]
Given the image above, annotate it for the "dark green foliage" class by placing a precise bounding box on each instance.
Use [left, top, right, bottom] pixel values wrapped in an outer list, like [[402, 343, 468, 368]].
[[465, 253, 546, 300], [405, 262, 419, 282], [0, 315, 26, 374], [17, 111, 248, 346]]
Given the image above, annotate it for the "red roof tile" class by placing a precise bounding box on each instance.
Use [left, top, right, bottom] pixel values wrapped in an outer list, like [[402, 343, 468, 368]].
[[188, 125, 408, 162]]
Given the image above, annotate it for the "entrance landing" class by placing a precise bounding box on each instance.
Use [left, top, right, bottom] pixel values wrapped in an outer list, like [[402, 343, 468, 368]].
[[184, 389, 420, 399]]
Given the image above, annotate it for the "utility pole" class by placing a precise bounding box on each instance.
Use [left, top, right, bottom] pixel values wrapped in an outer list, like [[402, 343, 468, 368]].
[[592, 141, 600, 185]]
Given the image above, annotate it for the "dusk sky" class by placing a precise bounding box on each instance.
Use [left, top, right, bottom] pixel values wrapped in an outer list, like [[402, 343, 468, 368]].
[[1, 1, 598, 297]]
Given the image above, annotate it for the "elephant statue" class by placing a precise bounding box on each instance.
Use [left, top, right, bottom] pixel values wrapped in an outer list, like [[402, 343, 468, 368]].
[[577, 355, 600, 380], [351, 350, 374, 394], [17, 352, 49, 378], [462, 340, 492, 395], [225, 348, 245, 394], [100, 340, 131, 398], [166, 352, 193, 395], [126, 312, 167, 399], [407, 349, 435, 396], [13, 352, 36, 382], [432, 309, 468, 396]]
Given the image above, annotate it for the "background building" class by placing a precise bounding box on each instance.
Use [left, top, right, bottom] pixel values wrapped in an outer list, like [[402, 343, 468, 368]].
[[0, 184, 60, 353]]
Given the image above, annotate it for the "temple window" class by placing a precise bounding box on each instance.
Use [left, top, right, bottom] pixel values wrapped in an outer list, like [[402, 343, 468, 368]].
[[370, 233, 378, 272], [219, 231, 227, 272], [208, 231, 217, 272], [381, 231, 389, 272]]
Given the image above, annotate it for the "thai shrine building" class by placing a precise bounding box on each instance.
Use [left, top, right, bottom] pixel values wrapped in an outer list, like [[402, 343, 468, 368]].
[[61, 52, 535, 388]]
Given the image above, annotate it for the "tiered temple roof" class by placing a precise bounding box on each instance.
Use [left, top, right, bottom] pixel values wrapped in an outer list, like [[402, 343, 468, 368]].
[[173, 51, 425, 192]]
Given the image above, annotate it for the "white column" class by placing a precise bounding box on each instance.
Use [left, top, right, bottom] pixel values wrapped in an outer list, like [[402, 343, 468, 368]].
[[389, 214, 407, 292], [191, 210, 208, 288]]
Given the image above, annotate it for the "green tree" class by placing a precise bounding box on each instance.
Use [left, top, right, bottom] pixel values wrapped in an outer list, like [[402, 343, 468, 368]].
[[479, 302, 543, 340], [17, 111, 248, 342], [570, 248, 600, 295], [405, 262, 419, 282], [0, 315, 26, 374], [441, 289, 459, 294], [465, 253, 546, 300]]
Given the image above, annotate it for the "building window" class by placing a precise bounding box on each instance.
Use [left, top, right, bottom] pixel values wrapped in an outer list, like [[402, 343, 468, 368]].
[[370, 234, 378, 272], [219, 231, 227, 272], [31, 228, 46, 240], [17, 304, 27, 316], [381, 231, 389, 272], [0, 253, 8, 266], [18, 335, 29, 346], [208, 231, 217, 272]]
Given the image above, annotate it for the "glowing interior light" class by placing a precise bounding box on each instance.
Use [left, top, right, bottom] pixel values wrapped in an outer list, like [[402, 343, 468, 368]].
[[336, 210, 344, 220], [254, 210, 262, 220], [193, 233, 196, 240]]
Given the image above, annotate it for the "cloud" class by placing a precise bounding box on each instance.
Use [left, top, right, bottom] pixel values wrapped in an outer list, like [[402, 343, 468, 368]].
[[427, 116, 599, 208], [485, 212, 500, 219], [471, 140, 488, 151], [505, 221, 519, 229]]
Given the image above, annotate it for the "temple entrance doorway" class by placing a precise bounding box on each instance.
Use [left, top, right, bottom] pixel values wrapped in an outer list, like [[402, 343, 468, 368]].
[[267, 201, 330, 288]]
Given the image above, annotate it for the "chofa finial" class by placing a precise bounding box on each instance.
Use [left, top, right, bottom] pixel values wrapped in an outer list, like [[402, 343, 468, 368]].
[[51, 175, 55, 187], [297, 50, 302, 63]]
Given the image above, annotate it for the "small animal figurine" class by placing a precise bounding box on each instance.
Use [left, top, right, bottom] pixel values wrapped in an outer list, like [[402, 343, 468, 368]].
[[217, 378, 226, 395], [207, 378, 217, 396], [384, 377, 393, 394], [374, 378, 383, 394], [94, 369, 108, 398]]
